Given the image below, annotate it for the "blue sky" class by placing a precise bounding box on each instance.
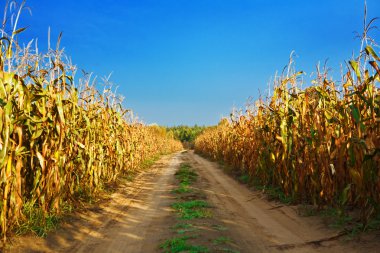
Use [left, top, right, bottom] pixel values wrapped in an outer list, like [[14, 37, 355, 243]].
[[3, 0, 380, 126]]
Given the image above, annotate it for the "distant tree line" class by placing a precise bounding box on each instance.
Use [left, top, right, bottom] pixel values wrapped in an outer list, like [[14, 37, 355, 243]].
[[167, 125, 208, 147]]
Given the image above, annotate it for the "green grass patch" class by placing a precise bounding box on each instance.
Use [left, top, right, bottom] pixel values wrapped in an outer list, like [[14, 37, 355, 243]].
[[141, 155, 160, 169], [173, 182, 192, 194], [172, 223, 193, 230], [211, 224, 228, 231], [216, 248, 240, 253], [298, 206, 380, 238], [366, 215, 380, 230], [172, 222, 199, 234], [177, 226, 199, 235], [161, 162, 217, 252], [175, 164, 198, 182], [320, 207, 379, 237], [298, 205, 318, 217], [15, 202, 62, 237], [265, 187, 294, 204], [160, 235, 209, 253], [172, 200, 211, 220], [238, 174, 250, 184], [172, 163, 198, 194], [321, 207, 353, 229], [251, 178, 294, 204], [213, 236, 232, 245], [119, 170, 138, 182]]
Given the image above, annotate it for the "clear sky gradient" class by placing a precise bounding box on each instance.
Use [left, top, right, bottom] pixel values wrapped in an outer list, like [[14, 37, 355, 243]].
[[4, 0, 380, 126]]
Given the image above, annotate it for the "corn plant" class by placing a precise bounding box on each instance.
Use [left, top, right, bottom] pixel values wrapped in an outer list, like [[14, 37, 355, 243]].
[[0, 1, 182, 241], [195, 29, 380, 226]]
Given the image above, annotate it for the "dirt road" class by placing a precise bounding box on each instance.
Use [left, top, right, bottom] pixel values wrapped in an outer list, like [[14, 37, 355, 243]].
[[9, 154, 180, 253], [9, 151, 379, 253], [188, 151, 354, 252]]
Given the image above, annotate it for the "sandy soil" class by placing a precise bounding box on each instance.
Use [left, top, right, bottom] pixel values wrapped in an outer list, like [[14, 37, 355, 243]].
[[188, 151, 379, 253], [7, 151, 380, 253], [7, 154, 180, 253]]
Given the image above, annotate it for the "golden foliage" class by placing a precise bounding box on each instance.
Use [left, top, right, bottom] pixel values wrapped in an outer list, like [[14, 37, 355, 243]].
[[195, 47, 380, 224], [0, 19, 182, 240]]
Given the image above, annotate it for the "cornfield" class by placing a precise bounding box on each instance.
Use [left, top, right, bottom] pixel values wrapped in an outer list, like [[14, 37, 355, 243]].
[[195, 39, 380, 224], [0, 2, 182, 240]]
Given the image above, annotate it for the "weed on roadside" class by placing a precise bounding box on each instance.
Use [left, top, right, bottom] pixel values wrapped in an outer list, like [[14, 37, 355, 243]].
[[172, 223, 193, 230], [173, 163, 198, 194], [213, 236, 232, 245], [238, 174, 250, 184], [251, 178, 294, 204], [162, 161, 240, 253], [172, 200, 212, 220], [15, 202, 62, 237], [297, 204, 318, 217], [160, 235, 209, 253], [297, 204, 380, 240], [216, 248, 240, 253], [172, 223, 199, 235], [320, 207, 354, 229], [141, 155, 161, 169], [211, 224, 228, 231], [173, 182, 192, 194]]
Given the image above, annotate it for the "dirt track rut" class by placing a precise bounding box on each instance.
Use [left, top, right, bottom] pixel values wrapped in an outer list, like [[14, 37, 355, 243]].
[[71, 154, 180, 253]]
